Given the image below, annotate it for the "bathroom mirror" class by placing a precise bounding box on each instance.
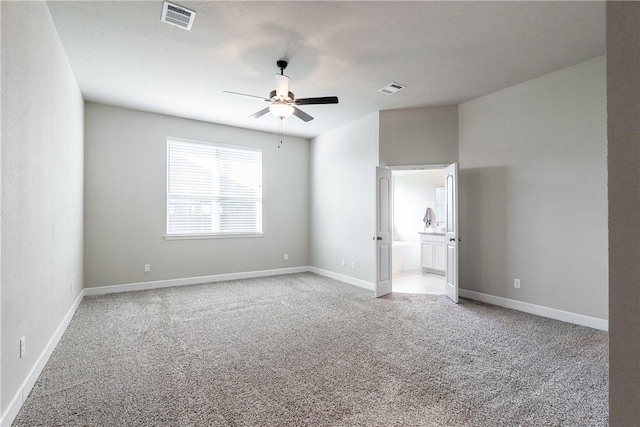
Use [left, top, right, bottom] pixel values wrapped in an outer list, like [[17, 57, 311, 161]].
[[435, 187, 446, 227]]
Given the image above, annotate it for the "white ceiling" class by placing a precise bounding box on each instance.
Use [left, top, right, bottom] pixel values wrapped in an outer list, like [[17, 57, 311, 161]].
[[46, 1, 605, 139]]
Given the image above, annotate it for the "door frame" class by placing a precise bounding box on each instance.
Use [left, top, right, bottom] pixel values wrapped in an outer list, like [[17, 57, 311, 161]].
[[379, 163, 457, 297]]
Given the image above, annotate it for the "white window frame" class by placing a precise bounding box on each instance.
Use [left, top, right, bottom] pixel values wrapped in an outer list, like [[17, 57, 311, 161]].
[[165, 136, 263, 240]]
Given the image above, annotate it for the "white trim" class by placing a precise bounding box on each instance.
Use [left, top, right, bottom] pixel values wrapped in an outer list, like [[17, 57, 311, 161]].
[[387, 164, 449, 171], [164, 233, 263, 240], [167, 136, 262, 153], [0, 291, 85, 427], [307, 266, 375, 291], [459, 289, 608, 331], [83, 267, 308, 296]]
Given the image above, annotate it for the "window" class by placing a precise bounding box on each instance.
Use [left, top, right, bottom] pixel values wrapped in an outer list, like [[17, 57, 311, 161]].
[[166, 137, 262, 238]]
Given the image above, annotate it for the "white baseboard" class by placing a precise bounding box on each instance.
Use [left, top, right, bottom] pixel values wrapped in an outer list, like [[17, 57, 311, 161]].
[[82, 266, 375, 298], [0, 291, 85, 427], [459, 289, 608, 331], [83, 266, 309, 296], [307, 266, 375, 291]]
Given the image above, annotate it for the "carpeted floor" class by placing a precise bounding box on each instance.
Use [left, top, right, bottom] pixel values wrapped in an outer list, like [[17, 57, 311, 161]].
[[13, 273, 608, 426]]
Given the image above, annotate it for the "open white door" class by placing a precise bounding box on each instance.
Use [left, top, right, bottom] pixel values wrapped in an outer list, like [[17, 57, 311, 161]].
[[444, 162, 459, 303], [375, 167, 392, 297]]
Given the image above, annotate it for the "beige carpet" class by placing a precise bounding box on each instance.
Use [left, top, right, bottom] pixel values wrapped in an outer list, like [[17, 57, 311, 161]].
[[13, 273, 608, 426]]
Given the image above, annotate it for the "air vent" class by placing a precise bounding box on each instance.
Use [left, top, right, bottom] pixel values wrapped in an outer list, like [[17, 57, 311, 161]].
[[161, 1, 196, 30], [378, 82, 407, 95]]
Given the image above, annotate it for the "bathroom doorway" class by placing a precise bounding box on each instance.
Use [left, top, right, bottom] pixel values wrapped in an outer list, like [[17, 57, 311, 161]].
[[391, 168, 447, 295]]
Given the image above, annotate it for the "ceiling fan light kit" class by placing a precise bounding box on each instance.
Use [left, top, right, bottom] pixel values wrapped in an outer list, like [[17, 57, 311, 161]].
[[269, 102, 294, 119], [224, 59, 339, 123]]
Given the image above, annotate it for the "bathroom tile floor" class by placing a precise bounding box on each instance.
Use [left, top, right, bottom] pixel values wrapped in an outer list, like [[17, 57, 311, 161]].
[[392, 269, 446, 294]]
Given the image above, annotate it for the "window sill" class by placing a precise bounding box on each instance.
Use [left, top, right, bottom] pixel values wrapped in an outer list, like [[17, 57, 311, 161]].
[[164, 233, 263, 241]]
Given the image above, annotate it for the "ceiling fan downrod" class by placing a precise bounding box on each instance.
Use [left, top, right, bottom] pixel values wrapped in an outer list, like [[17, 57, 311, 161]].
[[276, 59, 288, 75]]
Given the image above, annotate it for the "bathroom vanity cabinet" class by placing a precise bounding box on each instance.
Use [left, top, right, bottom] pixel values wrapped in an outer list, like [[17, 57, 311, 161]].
[[420, 232, 445, 275]]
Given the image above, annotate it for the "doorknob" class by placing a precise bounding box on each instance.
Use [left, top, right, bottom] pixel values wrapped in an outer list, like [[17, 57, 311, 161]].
[[373, 236, 382, 241], [449, 238, 455, 242]]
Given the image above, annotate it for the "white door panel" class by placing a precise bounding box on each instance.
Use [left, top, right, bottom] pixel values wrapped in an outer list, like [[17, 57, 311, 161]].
[[445, 162, 459, 303], [375, 167, 392, 297]]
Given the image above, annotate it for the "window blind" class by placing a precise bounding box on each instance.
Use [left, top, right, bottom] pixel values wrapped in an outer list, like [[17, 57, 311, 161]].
[[166, 138, 263, 237]]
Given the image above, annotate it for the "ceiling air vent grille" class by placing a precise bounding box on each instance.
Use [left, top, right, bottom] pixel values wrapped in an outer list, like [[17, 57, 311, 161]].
[[161, 1, 196, 30], [378, 82, 407, 95]]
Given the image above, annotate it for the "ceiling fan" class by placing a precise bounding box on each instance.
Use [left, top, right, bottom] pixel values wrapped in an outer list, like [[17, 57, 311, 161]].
[[224, 60, 339, 122]]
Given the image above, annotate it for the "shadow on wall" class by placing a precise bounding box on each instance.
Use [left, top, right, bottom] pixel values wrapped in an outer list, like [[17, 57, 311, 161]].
[[459, 166, 509, 296]]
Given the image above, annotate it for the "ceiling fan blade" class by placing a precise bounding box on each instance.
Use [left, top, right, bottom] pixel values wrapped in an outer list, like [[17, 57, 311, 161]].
[[224, 91, 270, 102], [294, 96, 339, 105], [292, 106, 314, 122], [274, 74, 290, 98], [249, 107, 270, 119]]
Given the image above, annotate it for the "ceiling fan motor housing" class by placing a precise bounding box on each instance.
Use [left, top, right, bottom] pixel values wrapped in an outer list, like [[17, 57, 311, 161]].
[[270, 90, 294, 101]]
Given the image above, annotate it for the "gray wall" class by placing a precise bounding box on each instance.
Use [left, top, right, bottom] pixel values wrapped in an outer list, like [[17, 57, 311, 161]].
[[379, 106, 458, 166], [84, 103, 309, 287], [458, 56, 608, 320], [607, 2, 640, 425], [310, 113, 379, 284], [1, 1, 84, 414]]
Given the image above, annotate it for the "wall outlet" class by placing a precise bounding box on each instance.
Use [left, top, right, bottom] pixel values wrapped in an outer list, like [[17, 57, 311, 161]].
[[351, 261, 357, 269], [341, 259, 345, 267], [144, 264, 151, 273], [284, 254, 289, 261], [514, 278, 521, 289], [20, 337, 26, 358]]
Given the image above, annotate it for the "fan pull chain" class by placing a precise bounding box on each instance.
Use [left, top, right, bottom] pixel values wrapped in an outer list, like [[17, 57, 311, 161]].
[[278, 119, 283, 149]]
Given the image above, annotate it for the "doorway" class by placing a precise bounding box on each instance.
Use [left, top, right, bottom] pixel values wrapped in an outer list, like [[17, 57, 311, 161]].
[[375, 163, 459, 302], [391, 168, 447, 295]]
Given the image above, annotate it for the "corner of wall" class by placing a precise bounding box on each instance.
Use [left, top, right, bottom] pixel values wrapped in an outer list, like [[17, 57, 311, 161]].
[[1, 1, 85, 420], [309, 113, 379, 284], [606, 2, 640, 425]]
